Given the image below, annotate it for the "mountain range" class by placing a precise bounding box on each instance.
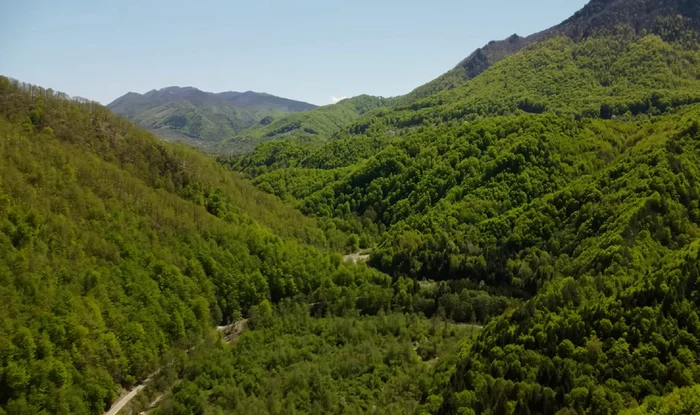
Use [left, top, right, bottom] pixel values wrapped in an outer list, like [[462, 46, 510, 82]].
[[109, 0, 700, 155], [106, 86, 317, 149]]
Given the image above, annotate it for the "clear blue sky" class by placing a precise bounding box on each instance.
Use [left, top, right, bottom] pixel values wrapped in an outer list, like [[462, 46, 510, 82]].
[[1, 0, 589, 106]]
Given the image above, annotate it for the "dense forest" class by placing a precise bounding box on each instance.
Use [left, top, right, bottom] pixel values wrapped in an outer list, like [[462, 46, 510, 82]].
[[221, 2, 700, 413], [145, 306, 480, 415], [0, 77, 503, 415], [4, 0, 700, 414], [0, 78, 468, 414]]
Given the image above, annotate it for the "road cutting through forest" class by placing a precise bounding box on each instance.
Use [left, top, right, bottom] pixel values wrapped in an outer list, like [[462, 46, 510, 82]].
[[102, 319, 249, 415]]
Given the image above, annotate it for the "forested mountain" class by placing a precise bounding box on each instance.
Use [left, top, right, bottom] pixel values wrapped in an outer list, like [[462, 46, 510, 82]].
[[5, 0, 700, 414], [218, 94, 397, 154], [399, 0, 700, 106], [106, 86, 316, 150], [108, 0, 700, 158], [0, 76, 501, 415], [221, 0, 700, 413], [0, 77, 446, 414]]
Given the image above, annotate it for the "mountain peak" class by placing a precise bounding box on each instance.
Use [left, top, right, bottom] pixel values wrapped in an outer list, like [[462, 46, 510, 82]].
[[160, 86, 199, 92], [559, 0, 700, 37], [141, 86, 205, 99], [399, 0, 699, 105]]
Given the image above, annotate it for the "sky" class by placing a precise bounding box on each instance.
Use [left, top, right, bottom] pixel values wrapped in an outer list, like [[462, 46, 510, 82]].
[[1, 0, 589, 106]]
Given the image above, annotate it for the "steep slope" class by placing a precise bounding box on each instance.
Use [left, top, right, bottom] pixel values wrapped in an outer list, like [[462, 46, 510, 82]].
[[398, 0, 700, 106], [228, 1, 700, 413], [385, 33, 700, 132], [559, 0, 700, 38], [218, 94, 396, 154], [435, 109, 700, 413], [0, 77, 400, 415], [397, 32, 545, 106], [107, 86, 316, 149], [238, 28, 700, 182]]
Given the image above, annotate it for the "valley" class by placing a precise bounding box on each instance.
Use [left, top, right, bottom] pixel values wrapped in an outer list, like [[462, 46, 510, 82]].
[[2, 0, 700, 414]]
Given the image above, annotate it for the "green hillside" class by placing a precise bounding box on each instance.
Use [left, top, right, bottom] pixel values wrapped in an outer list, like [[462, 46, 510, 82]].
[[218, 94, 396, 154], [396, 33, 543, 107], [0, 77, 435, 414], [398, 0, 700, 107], [6, 0, 700, 414], [107, 87, 316, 150], [225, 2, 700, 413]]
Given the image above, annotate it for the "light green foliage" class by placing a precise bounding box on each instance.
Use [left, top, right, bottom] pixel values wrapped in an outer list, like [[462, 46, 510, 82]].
[[152, 303, 476, 415], [621, 385, 700, 414], [0, 77, 402, 414], [219, 95, 396, 153]]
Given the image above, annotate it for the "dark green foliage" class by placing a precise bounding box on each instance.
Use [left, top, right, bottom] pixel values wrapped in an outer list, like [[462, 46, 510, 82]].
[[561, 0, 700, 41]]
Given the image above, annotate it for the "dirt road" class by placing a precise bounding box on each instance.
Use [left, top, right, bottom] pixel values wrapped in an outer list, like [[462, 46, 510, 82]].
[[103, 319, 249, 415], [342, 251, 370, 264], [104, 384, 145, 415]]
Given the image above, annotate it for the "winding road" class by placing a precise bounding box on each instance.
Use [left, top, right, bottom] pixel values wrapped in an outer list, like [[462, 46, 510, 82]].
[[104, 385, 145, 415], [102, 319, 248, 415]]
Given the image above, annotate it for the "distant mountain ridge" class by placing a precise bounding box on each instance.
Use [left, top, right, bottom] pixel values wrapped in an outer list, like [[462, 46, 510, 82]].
[[107, 86, 317, 149], [219, 94, 397, 154], [399, 0, 700, 105], [107, 0, 700, 155], [109, 86, 316, 113]]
